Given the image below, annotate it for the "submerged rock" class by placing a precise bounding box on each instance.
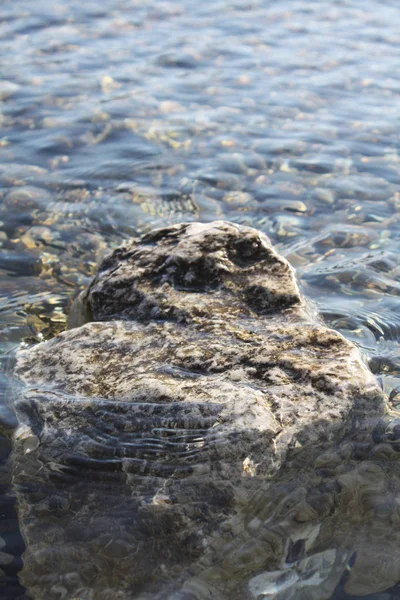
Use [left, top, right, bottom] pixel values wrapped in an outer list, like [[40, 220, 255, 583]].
[[10, 221, 399, 599]]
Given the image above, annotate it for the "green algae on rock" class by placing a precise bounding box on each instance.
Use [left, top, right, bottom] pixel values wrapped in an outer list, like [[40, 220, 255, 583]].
[[11, 221, 397, 599]]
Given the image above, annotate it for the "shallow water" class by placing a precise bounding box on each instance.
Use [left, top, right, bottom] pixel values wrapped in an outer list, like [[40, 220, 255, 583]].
[[1, 0, 400, 597]]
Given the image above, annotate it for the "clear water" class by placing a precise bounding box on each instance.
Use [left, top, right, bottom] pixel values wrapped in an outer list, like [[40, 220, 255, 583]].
[[0, 0, 400, 597]]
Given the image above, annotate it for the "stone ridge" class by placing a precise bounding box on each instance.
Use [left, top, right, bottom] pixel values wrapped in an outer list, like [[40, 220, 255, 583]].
[[11, 221, 398, 600]]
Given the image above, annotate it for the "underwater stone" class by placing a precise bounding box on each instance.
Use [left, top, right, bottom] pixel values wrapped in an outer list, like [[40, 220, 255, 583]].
[[11, 221, 397, 599]]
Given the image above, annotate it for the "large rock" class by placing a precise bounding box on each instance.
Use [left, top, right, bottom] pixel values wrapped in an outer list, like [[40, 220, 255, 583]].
[[10, 221, 399, 599]]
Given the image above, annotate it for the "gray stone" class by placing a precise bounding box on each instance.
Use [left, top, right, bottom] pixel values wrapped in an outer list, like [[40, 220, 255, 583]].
[[69, 221, 304, 327], [11, 221, 398, 599], [0, 81, 20, 100]]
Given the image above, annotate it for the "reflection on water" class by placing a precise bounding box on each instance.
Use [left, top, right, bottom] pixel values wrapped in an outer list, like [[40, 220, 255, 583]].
[[1, 0, 400, 597]]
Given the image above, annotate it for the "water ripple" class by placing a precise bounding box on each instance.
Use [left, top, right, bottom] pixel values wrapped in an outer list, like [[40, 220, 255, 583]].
[[1, 0, 400, 597]]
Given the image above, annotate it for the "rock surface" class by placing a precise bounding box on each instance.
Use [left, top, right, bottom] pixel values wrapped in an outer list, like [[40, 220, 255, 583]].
[[10, 221, 399, 599]]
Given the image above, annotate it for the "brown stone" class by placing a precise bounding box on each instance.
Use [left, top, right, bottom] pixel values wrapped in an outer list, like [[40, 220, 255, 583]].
[[11, 221, 396, 599]]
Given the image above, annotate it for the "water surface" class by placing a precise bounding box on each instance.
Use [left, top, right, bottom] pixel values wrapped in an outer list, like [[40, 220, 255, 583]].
[[1, 0, 400, 597]]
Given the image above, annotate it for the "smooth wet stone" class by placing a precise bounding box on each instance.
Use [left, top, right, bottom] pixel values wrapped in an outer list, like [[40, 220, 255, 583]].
[[4, 186, 52, 211], [0, 81, 20, 101], [10, 221, 397, 599]]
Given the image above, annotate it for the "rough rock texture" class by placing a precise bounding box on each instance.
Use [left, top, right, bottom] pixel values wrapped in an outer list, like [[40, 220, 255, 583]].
[[11, 221, 399, 600], [69, 221, 303, 328]]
